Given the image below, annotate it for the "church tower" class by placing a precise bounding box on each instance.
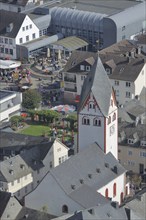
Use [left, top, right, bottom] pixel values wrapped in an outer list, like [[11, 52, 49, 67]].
[[77, 57, 118, 159]]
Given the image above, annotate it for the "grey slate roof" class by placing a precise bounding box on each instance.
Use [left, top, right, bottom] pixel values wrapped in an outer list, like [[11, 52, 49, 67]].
[[32, 14, 51, 30], [100, 40, 145, 82], [0, 0, 29, 7], [15, 207, 56, 220], [0, 10, 26, 38], [124, 188, 146, 220], [78, 57, 112, 117], [63, 50, 97, 73], [50, 143, 126, 195], [0, 131, 49, 149], [0, 191, 11, 217], [118, 121, 146, 147], [0, 154, 33, 182]]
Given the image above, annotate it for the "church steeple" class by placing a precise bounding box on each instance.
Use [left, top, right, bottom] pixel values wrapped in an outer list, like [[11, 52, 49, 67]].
[[77, 56, 118, 159]]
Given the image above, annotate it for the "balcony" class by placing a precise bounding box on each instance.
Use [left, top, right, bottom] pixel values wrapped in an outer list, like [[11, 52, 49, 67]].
[[64, 76, 76, 83], [64, 87, 77, 93]]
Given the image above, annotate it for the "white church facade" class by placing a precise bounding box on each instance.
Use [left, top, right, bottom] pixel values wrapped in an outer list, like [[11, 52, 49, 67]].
[[25, 56, 130, 215], [77, 58, 118, 159]]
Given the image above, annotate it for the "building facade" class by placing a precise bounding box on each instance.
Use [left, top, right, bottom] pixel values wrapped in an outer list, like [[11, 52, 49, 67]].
[[0, 90, 22, 122]]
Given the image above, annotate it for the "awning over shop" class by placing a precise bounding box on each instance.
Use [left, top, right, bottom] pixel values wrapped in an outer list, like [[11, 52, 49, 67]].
[[0, 59, 21, 69], [50, 36, 89, 51]]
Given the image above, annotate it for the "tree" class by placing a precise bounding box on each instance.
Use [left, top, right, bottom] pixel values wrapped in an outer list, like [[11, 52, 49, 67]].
[[65, 113, 77, 130], [22, 89, 41, 110], [10, 115, 24, 128]]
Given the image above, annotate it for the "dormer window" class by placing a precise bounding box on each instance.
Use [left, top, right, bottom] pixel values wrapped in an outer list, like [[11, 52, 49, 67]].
[[86, 66, 90, 71], [106, 68, 111, 75], [80, 65, 85, 71]]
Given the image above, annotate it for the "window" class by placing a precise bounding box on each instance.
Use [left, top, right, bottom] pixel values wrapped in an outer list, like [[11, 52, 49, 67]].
[[126, 92, 131, 98], [111, 100, 113, 107], [128, 139, 133, 144], [22, 27, 25, 31], [105, 188, 108, 199], [86, 66, 90, 71], [19, 38, 23, 44], [11, 181, 14, 186], [9, 39, 12, 44], [140, 152, 146, 157], [62, 205, 68, 213], [26, 35, 29, 41], [112, 113, 116, 121], [93, 118, 101, 126], [59, 157, 61, 164], [50, 161, 52, 168], [82, 117, 90, 125], [80, 65, 85, 71], [113, 183, 117, 197], [10, 49, 13, 55], [110, 125, 115, 136], [115, 90, 119, 97], [32, 33, 36, 39], [128, 161, 135, 166], [1, 47, 4, 53], [126, 82, 131, 87], [5, 38, 8, 44], [108, 116, 111, 125], [30, 24, 32, 29], [26, 26, 28, 30], [5, 48, 8, 54], [106, 68, 111, 75], [115, 81, 119, 86], [122, 26, 125, 31], [89, 102, 95, 109], [128, 151, 132, 156], [57, 148, 61, 152]]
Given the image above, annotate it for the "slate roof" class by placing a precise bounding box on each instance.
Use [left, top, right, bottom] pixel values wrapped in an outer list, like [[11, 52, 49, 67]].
[[63, 50, 97, 73], [0, 154, 33, 182], [0, 10, 26, 38], [50, 143, 126, 195], [118, 121, 146, 147], [15, 207, 56, 220], [0, 191, 11, 217], [78, 57, 112, 117], [0, 131, 49, 149], [135, 33, 146, 45], [124, 188, 146, 220], [0, 0, 29, 7], [99, 40, 145, 82]]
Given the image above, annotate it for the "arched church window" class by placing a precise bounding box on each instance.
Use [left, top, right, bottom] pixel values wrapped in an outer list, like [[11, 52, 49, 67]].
[[93, 118, 101, 126], [113, 183, 117, 197], [112, 113, 116, 121], [108, 116, 111, 125], [62, 205, 68, 213], [105, 188, 109, 199], [89, 102, 95, 109], [82, 117, 90, 125]]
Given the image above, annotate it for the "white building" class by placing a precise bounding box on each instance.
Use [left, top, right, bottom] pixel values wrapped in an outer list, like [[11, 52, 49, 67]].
[[25, 143, 128, 216], [77, 57, 118, 159], [0, 9, 39, 59], [0, 90, 22, 122], [100, 40, 146, 106], [62, 40, 146, 106], [0, 0, 42, 13], [25, 57, 130, 215], [0, 136, 69, 201]]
